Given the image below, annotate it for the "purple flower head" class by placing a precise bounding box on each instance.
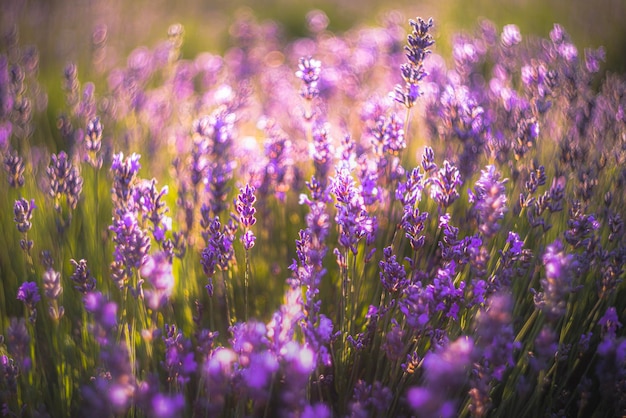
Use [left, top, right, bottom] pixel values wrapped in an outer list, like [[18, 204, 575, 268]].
[[111, 152, 141, 206], [70, 259, 96, 294], [47, 151, 83, 211], [302, 403, 331, 418], [17, 281, 40, 308], [140, 251, 175, 310], [17, 281, 39, 321], [331, 165, 376, 254], [379, 246, 408, 293], [534, 239, 576, 320], [296, 56, 321, 101], [428, 160, 462, 210], [599, 307, 622, 340], [110, 211, 151, 271], [149, 393, 185, 418], [13, 198, 35, 233], [162, 324, 197, 386], [199, 109, 236, 216], [6, 318, 30, 371], [236, 183, 257, 227], [200, 216, 235, 284], [310, 123, 333, 190], [84, 292, 118, 343], [394, 17, 434, 108], [372, 113, 406, 156], [421, 146, 437, 172], [408, 337, 474, 417], [474, 294, 520, 382], [468, 165, 508, 239], [4, 151, 25, 188], [500, 24, 521, 47]]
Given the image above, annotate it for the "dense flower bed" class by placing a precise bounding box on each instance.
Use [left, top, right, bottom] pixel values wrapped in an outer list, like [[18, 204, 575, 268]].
[[1, 7, 625, 417]]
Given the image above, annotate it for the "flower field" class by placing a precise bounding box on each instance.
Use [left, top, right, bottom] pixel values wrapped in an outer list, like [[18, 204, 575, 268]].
[[1, 3, 625, 417]]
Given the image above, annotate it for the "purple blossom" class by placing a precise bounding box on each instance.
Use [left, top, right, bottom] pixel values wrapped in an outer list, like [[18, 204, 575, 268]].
[[469, 165, 508, 238], [47, 151, 83, 211], [394, 17, 434, 108], [379, 246, 408, 293], [3, 150, 25, 188], [200, 216, 235, 294], [296, 56, 321, 101], [371, 113, 405, 156], [533, 239, 577, 320], [17, 281, 40, 308], [6, 318, 30, 371], [111, 152, 141, 207], [235, 183, 257, 250], [133, 179, 171, 244], [197, 109, 236, 216], [500, 24, 521, 47], [110, 211, 151, 272], [162, 324, 197, 386], [70, 259, 96, 294], [331, 165, 376, 255], [428, 160, 462, 210], [407, 337, 474, 417], [140, 251, 174, 310], [84, 292, 118, 343], [13, 197, 34, 233]]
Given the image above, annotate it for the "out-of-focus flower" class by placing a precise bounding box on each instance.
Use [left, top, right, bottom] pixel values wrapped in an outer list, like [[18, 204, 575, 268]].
[[469, 165, 508, 239], [296, 56, 321, 101], [140, 251, 174, 310]]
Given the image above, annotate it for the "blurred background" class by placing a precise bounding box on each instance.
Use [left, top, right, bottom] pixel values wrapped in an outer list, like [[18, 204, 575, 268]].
[[4, 0, 626, 80]]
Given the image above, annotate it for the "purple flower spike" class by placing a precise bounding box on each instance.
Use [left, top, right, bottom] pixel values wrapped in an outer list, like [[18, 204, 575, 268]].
[[140, 251, 175, 310], [533, 239, 577, 320], [394, 17, 434, 108], [296, 57, 321, 101], [236, 184, 257, 250], [469, 165, 508, 239], [13, 198, 35, 233], [429, 160, 462, 210], [17, 281, 40, 307]]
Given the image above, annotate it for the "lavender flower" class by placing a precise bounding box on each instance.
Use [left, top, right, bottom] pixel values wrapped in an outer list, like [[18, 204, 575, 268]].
[[84, 116, 103, 167], [235, 183, 257, 250], [296, 57, 321, 101], [6, 318, 30, 371], [162, 324, 197, 386], [469, 165, 508, 239], [84, 292, 118, 344], [140, 251, 174, 310], [111, 152, 141, 208], [47, 151, 83, 211], [428, 160, 462, 210], [407, 337, 474, 417], [13, 197, 34, 233], [41, 251, 64, 320], [394, 17, 434, 108], [17, 281, 39, 322], [533, 239, 577, 320], [70, 259, 96, 294], [331, 165, 376, 255], [470, 294, 520, 416], [3, 150, 24, 188], [110, 211, 151, 269], [379, 246, 408, 293]]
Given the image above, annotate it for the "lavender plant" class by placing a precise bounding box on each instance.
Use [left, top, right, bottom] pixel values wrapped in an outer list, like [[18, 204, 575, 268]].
[[0, 7, 625, 418]]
